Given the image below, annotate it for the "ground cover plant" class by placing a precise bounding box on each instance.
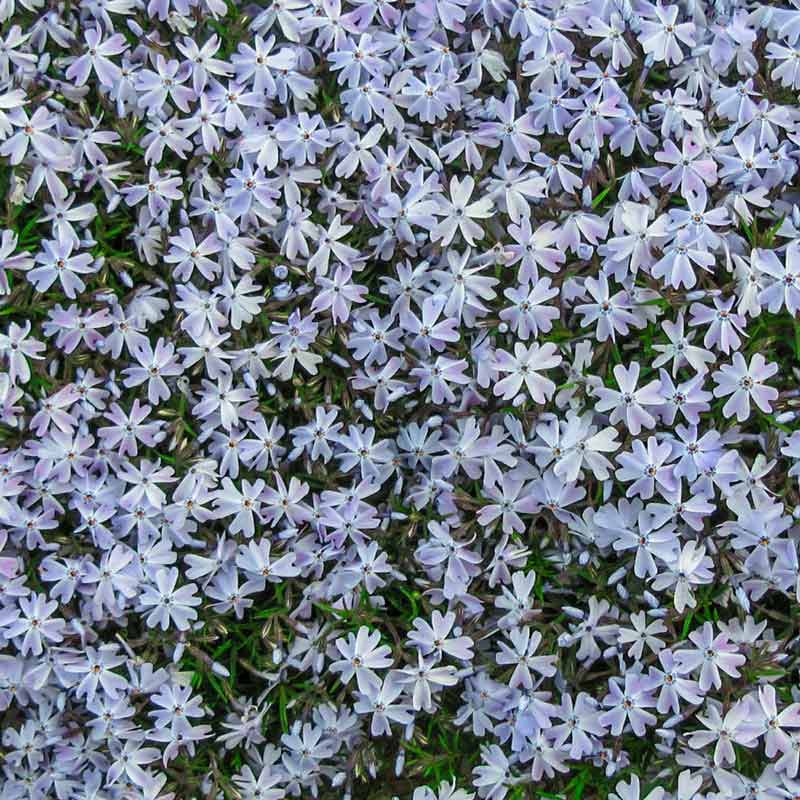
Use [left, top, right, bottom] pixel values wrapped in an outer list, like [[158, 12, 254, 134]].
[[2, 0, 800, 798]]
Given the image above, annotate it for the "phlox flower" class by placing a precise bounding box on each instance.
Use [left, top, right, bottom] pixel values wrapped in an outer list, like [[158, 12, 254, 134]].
[[595, 363, 663, 435], [712, 352, 779, 421], [492, 342, 561, 404]]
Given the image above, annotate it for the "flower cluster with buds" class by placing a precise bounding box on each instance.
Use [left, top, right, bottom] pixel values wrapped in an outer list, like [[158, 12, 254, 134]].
[[1, 0, 800, 798]]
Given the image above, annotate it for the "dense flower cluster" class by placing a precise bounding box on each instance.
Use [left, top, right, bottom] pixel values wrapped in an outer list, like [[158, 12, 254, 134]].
[[1, 0, 800, 797]]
